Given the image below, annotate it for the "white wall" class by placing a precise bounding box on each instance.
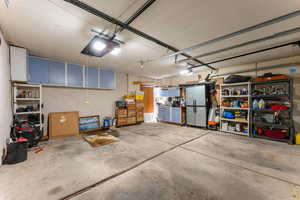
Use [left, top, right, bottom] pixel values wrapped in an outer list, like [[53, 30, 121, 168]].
[[42, 72, 126, 134], [0, 28, 12, 165], [42, 73, 152, 135]]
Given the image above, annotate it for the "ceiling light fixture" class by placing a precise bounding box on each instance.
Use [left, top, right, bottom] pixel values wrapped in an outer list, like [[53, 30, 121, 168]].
[[180, 69, 193, 76], [81, 33, 124, 58], [93, 41, 106, 51], [110, 47, 121, 55]]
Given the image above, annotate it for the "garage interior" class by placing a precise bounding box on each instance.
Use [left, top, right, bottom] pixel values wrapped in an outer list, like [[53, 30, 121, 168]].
[[1, 0, 300, 200]]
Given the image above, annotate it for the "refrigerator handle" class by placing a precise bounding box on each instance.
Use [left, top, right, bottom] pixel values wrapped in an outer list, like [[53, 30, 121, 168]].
[[193, 100, 196, 113]]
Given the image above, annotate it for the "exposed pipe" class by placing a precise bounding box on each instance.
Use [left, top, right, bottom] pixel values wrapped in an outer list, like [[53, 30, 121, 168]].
[[63, 0, 215, 70], [190, 40, 300, 69], [179, 26, 300, 63], [168, 9, 300, 57], [211, 62, 300, 78]]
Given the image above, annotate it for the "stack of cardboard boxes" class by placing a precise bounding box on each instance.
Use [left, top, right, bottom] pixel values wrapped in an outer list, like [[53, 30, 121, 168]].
[[116, 92, 144, 127], [136, 100, 144, 122]]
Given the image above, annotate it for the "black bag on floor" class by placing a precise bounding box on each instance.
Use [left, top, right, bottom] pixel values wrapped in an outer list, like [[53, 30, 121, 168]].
[[3, 142, 28, 165], [224, 75, 251, 83]]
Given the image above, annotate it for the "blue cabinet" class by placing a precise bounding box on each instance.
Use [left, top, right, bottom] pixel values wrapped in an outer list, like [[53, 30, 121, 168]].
[[158, 106, 181, 123], [28, 56, 49, 84], [85, 66, 98, 88], [171, 107, 181, 123], [100, 69, 115, 89], [159, 88, 180, 97], [29, 56, 65, 85], [28, 56, 116, 89], [160, 89, 168, 97], [165, 106, 171, 121], [68, 64, 83, 86], [159, 106, 167, 121], [168, 88, 180, 97], [48, 60, 65, 85]]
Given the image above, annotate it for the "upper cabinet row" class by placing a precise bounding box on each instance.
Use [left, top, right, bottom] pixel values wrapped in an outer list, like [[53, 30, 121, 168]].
[[159, 88, 180, 97], [28, 56, 116, 89]]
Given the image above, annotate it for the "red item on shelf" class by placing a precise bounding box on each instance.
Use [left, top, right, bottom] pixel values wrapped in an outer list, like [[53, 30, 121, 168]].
[[269, 104, 289, 110], [254, 75, 288, 82], [264, 129, 287, 139]]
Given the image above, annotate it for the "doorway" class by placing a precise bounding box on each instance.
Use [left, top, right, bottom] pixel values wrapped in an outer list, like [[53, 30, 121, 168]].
[[140, 85, 154, 122]]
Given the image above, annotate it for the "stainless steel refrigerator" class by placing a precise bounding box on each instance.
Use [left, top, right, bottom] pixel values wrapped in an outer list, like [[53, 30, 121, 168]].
[[186, 84, 208, 127]]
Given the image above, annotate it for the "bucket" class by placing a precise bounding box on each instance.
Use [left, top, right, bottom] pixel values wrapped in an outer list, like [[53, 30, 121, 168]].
[[4, 142, 28, 165], [296, 133, 300, 145]]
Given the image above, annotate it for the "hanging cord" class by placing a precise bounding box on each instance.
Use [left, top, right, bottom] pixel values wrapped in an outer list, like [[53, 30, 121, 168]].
[[85, 55, 90, 104], [102, 0, 140, 36], [255, 62, 258, 78]]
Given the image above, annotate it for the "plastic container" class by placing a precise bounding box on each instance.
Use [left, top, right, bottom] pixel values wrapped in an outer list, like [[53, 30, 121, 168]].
[[3, 142, 28, 165], [264, 129, 287, 139], [253, 99, 259, 110], [296, 133, 300, 145]]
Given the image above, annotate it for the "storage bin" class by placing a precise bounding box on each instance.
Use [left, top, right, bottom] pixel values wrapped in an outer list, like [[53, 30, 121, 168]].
[[264, 129, 287, 139], [296, 133, 300, 145], [4, 142, 28, 165]]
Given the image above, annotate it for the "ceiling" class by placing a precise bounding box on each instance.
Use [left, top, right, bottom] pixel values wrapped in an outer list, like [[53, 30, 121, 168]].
[[1, 0, 300, 79]]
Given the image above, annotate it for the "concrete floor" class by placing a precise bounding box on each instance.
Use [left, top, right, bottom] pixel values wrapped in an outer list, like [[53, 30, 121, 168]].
[[0, 123, 300, 200]]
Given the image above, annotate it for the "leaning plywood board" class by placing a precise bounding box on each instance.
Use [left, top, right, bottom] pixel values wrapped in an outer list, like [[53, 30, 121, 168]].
[[49, 111, 79, 138]]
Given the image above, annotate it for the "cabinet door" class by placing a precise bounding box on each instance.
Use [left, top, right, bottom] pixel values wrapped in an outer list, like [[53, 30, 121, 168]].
[[100, 69, 115, 89], [160, 89, 168, 97], [68, 64, 83, 87], [171, 107, 181, 123], [186, 107, 195, 126], [186, 87, 195, 106], [85, 66, 98, 88], [158, 108, 164, 121], [195, 107, 207, 127], [165, 107, 171, 122], [49, 60, 65, 85], [28, 56, 49, 84], [194, 85, 206, 106], [168, 88, 180, 97]]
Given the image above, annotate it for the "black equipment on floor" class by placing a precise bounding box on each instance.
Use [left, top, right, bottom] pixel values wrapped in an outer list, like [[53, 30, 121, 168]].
[[3, 141, 28, 165], [11, 118, 43, 148]]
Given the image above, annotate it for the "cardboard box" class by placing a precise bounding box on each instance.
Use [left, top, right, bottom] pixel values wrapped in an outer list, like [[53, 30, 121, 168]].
[[117, 118, 127, 126], [136, 102, 144, 109], [135, 94, 144, 100], [127, 117, 137, 124], [49, 111, 79, 138], [137, 116, 144, 122], [116, 109, 127, 118], [127, 104, 136, 110], [127, 109, 137, 117]]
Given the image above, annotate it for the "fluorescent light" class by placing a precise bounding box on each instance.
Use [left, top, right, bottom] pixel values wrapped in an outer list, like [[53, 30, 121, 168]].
[[180, 69, 190, 75], [93, 41, 106, 51], [110, 47, 121, 55], [180, 69, 193, 76]]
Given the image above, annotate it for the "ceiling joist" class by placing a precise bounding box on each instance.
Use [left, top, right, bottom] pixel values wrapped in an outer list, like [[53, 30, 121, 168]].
[[63, 0, 216, 70]]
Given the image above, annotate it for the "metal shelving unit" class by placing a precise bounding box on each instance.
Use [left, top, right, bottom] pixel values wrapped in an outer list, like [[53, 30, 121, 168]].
[[13, 83, 44, 134], [250, 79, 294, 144], [220, 82, 251, 136]]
